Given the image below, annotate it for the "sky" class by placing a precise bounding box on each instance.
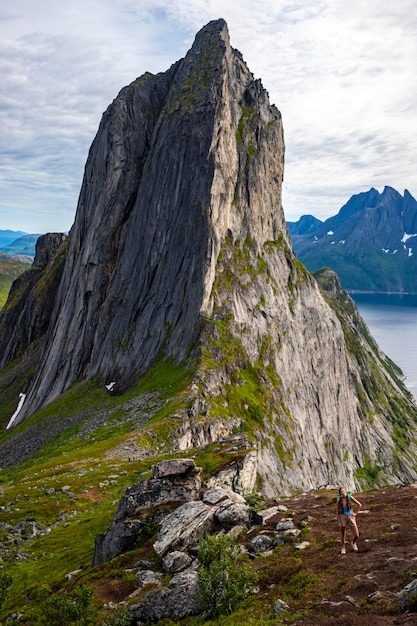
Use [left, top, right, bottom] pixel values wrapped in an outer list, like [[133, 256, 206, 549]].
[[1, 0, 416, 233]]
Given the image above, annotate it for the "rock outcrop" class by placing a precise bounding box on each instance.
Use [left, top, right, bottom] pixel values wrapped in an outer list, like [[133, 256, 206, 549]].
[[94, 458, 253, 566], [1, 19, 417, 495], [95, 458, 315, 624], [94, 458, 203, 565]]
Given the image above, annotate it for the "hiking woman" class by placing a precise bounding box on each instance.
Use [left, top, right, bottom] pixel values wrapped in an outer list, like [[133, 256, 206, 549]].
[[336, 486, 362, 554]]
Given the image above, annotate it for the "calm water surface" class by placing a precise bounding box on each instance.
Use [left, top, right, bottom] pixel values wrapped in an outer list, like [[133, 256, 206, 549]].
[[350, 293, 417, 398]]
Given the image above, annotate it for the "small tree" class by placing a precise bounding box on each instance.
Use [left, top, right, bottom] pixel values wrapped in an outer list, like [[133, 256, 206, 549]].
[[197, 534, 258, 618]]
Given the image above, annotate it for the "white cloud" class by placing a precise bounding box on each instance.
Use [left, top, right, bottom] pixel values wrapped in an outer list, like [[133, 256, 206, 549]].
[[0, 0, 416, 231]]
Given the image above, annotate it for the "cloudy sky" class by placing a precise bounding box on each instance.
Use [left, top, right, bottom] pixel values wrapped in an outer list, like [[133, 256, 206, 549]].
[[1, 0, 416, 233]]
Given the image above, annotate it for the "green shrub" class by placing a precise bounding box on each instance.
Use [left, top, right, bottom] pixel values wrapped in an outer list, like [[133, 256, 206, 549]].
[[0, 572, 12, 610], [197, 534, 258, 618], [38, 584, 95, 625], [104, 605, 133, 625]]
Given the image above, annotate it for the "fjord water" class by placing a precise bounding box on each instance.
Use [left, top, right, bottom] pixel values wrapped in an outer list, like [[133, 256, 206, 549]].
[[351, 292, 417, 398]]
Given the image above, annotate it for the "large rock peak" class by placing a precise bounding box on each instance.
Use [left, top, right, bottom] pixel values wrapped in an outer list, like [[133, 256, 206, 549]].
[[2, 20, 417, 495], [18, 18, 286, 417]]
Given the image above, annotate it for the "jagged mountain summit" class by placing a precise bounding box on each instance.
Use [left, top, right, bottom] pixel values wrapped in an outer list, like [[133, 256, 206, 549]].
[[288, 186, 417, 292], [1, 20, 417, 494]]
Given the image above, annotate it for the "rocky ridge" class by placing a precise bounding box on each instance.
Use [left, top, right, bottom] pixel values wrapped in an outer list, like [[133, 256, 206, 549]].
[[0, 232, 67, 369], [288, 186, 417, 292]]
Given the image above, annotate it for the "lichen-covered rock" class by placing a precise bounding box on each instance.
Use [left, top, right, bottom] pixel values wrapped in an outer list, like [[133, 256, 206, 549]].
[[214, 499, 250, 529], [129, 583, 200, 623], [114, 470, 201, 521], [152, 458, 200, 479], [94, 459, 202, 565], [205, 452, 258, 496], [273, 528, 301, 546], [162, 551, 194, 574], [169, 568, 199, 589], [153, 500, 216, 557], [202, 486, 246, 505], [247, 534, 273, 554], [136, 570, 162, 588], [254, 506, 281, 525]]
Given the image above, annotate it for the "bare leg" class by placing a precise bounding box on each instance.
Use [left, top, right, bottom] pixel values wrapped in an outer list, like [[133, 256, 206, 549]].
[[351, 519, 359, 550], [340, 526, 346, 553]]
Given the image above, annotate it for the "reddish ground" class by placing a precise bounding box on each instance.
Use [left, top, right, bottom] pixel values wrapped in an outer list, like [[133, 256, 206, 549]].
[[258, 484, 417, 625]]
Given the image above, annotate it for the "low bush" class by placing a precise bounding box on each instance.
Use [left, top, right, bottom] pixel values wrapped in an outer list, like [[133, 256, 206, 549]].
[[198, 534, 258, 618]]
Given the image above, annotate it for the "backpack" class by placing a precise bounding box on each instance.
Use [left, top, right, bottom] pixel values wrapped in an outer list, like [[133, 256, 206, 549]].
[[337, 492, 352, 502]]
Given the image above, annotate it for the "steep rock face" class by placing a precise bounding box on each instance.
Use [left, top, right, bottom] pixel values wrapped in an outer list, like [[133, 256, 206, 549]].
[[191, 237, 417, 494], [19, 18, 285, 419], [0, 233, 68, 369], [5, 20, 417, 495]]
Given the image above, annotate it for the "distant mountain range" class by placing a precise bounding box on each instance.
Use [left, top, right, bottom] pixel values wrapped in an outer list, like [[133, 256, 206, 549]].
[[0, 231, 41, 257], [0, 231, 40, 309], [287, 186, 417, 292]]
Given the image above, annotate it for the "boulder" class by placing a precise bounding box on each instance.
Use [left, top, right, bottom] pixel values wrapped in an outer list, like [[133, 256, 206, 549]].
[[169, 568, 199, 588], [400, 578, 417, 611], [254, 506, 281, 525], [129, 583, 200, 623], [276, 519, 295, 532], [247, 534, 273, 554], [205, 452, 257, 496], [203, 486, 245, 505], [162, 551, 194, 574], [214, 500, 251, 529], [153, 500, 216, 557], [93, 520, 144, 566], [114, 459, 201, 521], [152, 458, 200, 479], [136, 570, 162, 588], [273, 528, 301, 546], [271, 599, 290, 615], [94, 459, 203, 564]]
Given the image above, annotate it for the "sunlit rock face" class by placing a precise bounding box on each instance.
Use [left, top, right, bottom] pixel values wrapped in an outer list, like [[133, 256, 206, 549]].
[[7, 19, 417, 494]]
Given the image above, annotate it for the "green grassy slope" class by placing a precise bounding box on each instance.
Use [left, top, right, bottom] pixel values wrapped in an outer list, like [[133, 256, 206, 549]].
[[0, 255, 31, 310]]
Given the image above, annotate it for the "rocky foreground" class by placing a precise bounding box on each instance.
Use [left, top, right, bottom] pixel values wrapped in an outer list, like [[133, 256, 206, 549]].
[[93, 459, 417, 624], [2, 456, 417, 624]]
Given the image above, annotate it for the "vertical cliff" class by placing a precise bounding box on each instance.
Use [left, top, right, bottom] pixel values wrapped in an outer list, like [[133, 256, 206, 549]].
[[18, 19, 286, 415], [4, 19, 417, 493]]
